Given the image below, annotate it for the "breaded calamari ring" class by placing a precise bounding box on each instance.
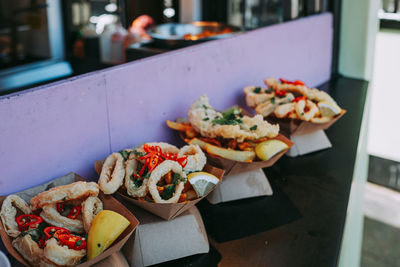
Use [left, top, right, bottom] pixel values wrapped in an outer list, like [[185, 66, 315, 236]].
[[148, 160, 186, 203], [178, 144, 206, 172], [98, 153, 125, 194], [40, 204, 84, 234], [274, 103, 296, 118], [30, 181, 99, 210], [12, 234, 43, 266], [138, 142, 180, 154], [43, 238, 86, 267], [124, 156, 149, 197], [0, 195, 31, 237], [295, 99, 319, 121], [243, 86, 274, 108], [82, 196, 103, 232]]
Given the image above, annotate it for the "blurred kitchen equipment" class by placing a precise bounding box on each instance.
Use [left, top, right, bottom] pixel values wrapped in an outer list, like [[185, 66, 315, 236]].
[[146, 21, 241, 48]]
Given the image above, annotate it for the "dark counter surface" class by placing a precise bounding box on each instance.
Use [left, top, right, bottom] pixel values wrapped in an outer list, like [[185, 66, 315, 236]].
[[211, 76, 369, 267]]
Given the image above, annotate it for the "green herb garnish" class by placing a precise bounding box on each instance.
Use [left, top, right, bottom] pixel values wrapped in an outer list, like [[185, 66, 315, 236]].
[[75, 239, 82, 247], [132, 150, 146, 157], [271, 97, 275, 104], [119, 150, 131, 161], [203, 117, 209, 121], [212, 107, 243, 126], [250, 125, 257, 131], [265, 88, 273, 93], [161, 185, 176, 200], [253, 87, 262, 93], [202, 104, 208, 109], [131, 175, 144, 188], [301, 112, 305, 116]]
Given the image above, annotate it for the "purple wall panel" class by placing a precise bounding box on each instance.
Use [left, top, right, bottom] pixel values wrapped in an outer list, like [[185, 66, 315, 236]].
[[0, 76, 110, 194], [0, 13, 332, 194]]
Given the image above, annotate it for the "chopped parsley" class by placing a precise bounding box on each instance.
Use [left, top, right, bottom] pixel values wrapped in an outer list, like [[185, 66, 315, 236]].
[[161, 185, 176, 200], [75, 239, 82, 247], [172, 172, 186, 184], [253, 87, 262, 93], [265, 88, 273, 93], [277, 94, 287, 99], [119, 150, 131, 161], [203, 117, 209, 121], [212, 107, 243, 126], [301, 112, 305, 116], [271, 97, 275, 104], [202, 104, 208, 110], [132, 150, 146, 157], [131, 175, 144, 187], [250, 125, 257, 131]]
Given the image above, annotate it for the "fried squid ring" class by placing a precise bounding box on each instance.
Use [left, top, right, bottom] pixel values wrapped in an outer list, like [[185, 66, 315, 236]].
[[42, 238, 86, 267], [274, 103, 296, 118], [12, 234, 43, 266], [148, 160, 186, 203], [82, 196, 103, 232], [295, 99, 319, 121], [0, 195, 31, 237], [178, 145, 206, 172], [124, 157, 149, 198], [40, 204, 84, 234], [30, 181, 99, 211], [98, 153, 125, 194]]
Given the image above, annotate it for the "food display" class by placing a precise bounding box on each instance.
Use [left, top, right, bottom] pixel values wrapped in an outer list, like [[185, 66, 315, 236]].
[[0, 181, 132, 266], [183, 27, 233, 41], [244, 78, 344, 123], [166, 94, 292, 163], [98, 142, 220, 204]]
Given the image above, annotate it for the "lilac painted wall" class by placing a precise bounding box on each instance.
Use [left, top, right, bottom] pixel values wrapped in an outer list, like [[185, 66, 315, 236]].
[[0, 13, 333, 194]]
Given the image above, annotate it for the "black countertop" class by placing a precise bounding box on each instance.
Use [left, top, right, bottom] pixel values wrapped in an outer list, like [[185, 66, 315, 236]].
[[208, 76, 369, 267]]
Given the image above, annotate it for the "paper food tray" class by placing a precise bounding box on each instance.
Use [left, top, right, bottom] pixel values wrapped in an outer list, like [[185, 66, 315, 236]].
[[266, 110, 346, 136], [0, 172, 139, 267], [95, 161, 224, 220]]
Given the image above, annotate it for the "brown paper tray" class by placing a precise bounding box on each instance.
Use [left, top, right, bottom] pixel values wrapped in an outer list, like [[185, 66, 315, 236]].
[[266, 110, 346, 136], [0, 173, 139, 267], [181, 133, 293, 177], [95, 161, 224, 221]]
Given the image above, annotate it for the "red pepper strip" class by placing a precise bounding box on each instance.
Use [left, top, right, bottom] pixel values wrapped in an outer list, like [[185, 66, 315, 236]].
[[275, 89, 287, 97], [38, 236, 46, 249], [15, 214, 43, 232], [44, 227, 70, 240], [292, 96, 307, 103], [58, 234, 87, 250], [176, 157, 188, 168], [280, 78, 306, 86], [293, 80, 305, 86], [136, 145, 189, 177], [56, 203, 63, 213], [279, 78, 290, 84], [67, 206, 82, 219]]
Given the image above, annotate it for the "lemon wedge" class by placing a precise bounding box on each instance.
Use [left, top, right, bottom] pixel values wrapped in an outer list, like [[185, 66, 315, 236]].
[[255, 140, 289, 161], [187, 172, 220, 197], [87, 210, 130, 260], [318, 101, 341, 117]]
